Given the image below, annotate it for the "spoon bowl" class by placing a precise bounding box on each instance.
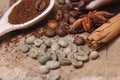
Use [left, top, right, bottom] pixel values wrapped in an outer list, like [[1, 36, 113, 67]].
[[0, 0, 55, 36]]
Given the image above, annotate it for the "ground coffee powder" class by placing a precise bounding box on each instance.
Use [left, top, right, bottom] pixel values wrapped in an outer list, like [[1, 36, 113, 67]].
[[8, 0, 49, 24]]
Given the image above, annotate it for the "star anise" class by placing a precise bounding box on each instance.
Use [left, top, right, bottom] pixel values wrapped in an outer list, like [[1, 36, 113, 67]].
[[68, 10, 114, 33]]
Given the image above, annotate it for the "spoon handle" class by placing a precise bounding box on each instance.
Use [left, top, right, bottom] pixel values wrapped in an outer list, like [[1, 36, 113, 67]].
[[0, 22, 14, 37]]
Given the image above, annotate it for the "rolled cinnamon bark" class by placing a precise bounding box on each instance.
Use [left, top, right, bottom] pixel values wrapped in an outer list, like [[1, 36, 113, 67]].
[[86, 13, 120, 50]]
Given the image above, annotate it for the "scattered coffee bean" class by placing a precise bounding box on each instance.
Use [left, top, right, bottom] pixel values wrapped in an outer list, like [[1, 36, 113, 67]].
[[34, 39, 43, 47], [38, 54, 51, 64], [26, 36, 36, 44], [72, 59, 83, 68], [89, 51, 99, 59], [67, 52, 75, 61], [38, 65, 50, 74], [50, 51, 58, 61], [47, 71, 60, 80], [39, 43, 47, 51], [28, 48, 38, 58], [63, 45, 72, 55], [56, 50, 66, 60], [37, 50, 46, 57], [58, 38, 68, 47], [46, 61, 60, 69], [71, 43, 78, 53], [59, 58, 71, 66], [43, 39, 53, 47], [78, 47, 89, 55], [74, 54, 88, 61], [51, 42, 60, 51], [19, 44, 29, 53], [80, 45, 92, 54]]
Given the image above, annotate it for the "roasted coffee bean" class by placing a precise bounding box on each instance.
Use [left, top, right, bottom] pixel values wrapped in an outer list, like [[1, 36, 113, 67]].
[[59, 18, 69, 26], [69, 0, 80, 2], [56, 27, 68, 37], [55, 9, 63, 21], [84, 0, 91, 4], [70, 11, 80, 17], [47, 20, 59, 29], [35, 0, 42, 10], [72, 2, 79, 7], [35, 0, 46, 11], [58, 5, 65, 10], [57, 0, 66, 4], [77, 0, 85, 9], [69, 16, 76, 24], [45, 29, 56, 37], [65, 2, 74, 10], [63, 11, 70, 18], [74, 36, 85, 46]]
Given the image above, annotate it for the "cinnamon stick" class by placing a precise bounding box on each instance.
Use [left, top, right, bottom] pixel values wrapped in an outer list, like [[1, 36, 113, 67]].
[[86, 13, 120, 50]]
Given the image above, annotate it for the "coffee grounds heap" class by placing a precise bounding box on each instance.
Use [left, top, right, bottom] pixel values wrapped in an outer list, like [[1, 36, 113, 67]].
[[8, 0, 49, 24]]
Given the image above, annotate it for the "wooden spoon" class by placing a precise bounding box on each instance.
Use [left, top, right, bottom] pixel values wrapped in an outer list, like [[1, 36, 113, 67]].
[[0, 0, 55, 36]]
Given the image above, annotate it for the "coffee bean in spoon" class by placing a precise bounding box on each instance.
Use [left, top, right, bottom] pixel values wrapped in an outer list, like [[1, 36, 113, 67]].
[[35, 0, 46, 11]]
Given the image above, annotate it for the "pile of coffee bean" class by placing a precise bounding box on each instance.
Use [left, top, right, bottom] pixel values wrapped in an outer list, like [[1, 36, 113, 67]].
[[44, 0, 89, 38], [19, 35, 99, 75]]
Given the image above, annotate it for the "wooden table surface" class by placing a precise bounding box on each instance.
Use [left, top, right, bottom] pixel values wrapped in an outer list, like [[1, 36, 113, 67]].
[[0, 0, 120, 80]]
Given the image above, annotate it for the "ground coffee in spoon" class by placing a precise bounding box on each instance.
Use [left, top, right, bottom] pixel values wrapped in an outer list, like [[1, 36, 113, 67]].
[[8, 0, 49, 24]]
